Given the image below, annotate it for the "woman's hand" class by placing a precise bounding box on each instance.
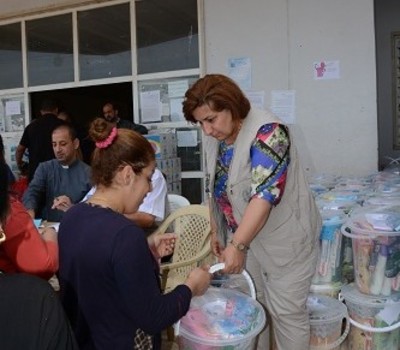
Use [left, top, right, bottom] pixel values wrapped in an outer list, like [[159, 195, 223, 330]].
[[211, 231, 224, 258], [220, 244, 246, 274], [184, 265, 212, 296], [148, 233, 176, 259]]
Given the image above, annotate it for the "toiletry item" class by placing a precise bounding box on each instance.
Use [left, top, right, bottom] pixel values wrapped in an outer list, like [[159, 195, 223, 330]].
[[370, 245, 388, 295]]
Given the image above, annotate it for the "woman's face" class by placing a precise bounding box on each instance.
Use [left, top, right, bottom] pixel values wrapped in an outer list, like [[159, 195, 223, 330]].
[[125, 161, 155, 213], [192, 104, 237, 143]]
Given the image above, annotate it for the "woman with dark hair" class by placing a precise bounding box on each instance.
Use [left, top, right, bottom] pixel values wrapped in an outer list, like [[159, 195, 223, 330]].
[[0, 155, 58, 279], [0, 134, 15, 185], [58, 117, 211, 350], [183, 74, 321, 350]]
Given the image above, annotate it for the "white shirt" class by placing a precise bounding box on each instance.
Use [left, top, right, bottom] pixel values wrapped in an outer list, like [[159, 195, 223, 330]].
[[82, 168, 168, 222]]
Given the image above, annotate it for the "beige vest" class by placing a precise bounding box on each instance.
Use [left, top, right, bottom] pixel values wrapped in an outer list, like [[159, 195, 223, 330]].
[[204, 108, 321, 271]]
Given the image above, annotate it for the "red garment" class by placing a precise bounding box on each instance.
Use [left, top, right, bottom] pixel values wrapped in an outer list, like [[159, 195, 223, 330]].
[[0, 197, 58, 279], [10, 176, 28, 201]]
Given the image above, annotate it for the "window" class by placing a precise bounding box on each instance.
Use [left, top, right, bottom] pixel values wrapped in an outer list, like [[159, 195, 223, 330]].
[[26, 14, 74, 86], [78, 3, 131, 80], [0, 23, 23, 89], [136, 0, 199, 74]]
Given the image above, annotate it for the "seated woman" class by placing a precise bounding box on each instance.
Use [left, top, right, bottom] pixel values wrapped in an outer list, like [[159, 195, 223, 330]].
[[0, 162, 58, 280], [58, 118, 211, 350]]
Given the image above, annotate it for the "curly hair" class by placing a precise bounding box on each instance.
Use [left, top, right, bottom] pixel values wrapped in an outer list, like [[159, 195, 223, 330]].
[[182, 74, 251, 123], [89, 118, 154, 187]]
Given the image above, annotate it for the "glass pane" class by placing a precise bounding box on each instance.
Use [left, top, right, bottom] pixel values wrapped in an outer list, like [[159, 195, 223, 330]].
[[176, 127, 202, 171], [26, 14, 73, 86], [78, 4, 131, 80], [0, 23, 23, 89], [136, 0, 199, 74], [138, 76, 198, 123], [181, 178, 203, 204]]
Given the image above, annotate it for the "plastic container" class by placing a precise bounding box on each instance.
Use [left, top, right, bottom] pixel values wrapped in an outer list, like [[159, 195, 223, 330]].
[[341, 208, 400, 296], [177, 264, 266, 350], [313, 210, 347, 284], [308, 294, 349, 350], [340, 284, 400, 350], [310, 282, 345, 299]]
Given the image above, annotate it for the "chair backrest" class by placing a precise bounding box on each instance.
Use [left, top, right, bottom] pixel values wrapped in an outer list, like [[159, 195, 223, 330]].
[[167, 194, 190, 213], [154, 204, 212, 292]]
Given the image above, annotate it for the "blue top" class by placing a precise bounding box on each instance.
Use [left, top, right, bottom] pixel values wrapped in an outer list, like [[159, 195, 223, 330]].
[[214, 123, 290, 231], [22, 159, 91, 221], [58, 202, 192, 350]]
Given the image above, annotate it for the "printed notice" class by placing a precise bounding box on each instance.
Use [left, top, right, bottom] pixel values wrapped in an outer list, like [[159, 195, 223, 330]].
[[177, 130, 198, 147], [5, 101, 21, 116], [168, 80, 189, 98], [170, 98, 184, 122], [140, 90, 162, 122], [313, 60, 340, 80], [245, 91, 265, 110], [271, 90, 296, 124], [228, 57, 252, 90]]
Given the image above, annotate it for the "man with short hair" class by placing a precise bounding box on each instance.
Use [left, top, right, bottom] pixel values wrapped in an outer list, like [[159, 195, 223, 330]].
[[102, 101, 148, 134], [23, 124, 91, 222], [16, 99, 65, 181]]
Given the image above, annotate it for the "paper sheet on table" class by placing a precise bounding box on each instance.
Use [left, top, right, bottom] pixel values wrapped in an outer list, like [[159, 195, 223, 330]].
[[140, 90, 162, 122]]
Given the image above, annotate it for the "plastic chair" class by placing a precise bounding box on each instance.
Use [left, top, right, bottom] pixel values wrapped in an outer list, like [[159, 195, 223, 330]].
[[167, 194, 190, 213], [154, 204, 212, 293]]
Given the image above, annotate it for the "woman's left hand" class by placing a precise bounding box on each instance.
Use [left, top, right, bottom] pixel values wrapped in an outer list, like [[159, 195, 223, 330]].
[[220, 244, 246, 274], [148, 233, 177, 259]]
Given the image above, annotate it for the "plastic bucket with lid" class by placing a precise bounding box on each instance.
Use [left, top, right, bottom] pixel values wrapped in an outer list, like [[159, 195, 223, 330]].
[[308, 294, 349, 350], [340, 283, 400, 349], [341, 208, 400, 296], [310, 282, 345, 299], [313, 210, 347, 285], [176, 264, 266, 350]]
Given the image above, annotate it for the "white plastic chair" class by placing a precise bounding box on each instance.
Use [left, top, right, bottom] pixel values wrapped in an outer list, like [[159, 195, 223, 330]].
[[167, 194, 190, 213]]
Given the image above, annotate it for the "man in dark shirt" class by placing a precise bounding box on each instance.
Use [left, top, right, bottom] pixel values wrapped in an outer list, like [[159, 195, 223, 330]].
[[15, 99, 65, 181], [102, 101, 148, 134]]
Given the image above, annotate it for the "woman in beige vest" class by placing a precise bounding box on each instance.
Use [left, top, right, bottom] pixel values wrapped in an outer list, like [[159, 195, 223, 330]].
[[183, 74, 321, 350]]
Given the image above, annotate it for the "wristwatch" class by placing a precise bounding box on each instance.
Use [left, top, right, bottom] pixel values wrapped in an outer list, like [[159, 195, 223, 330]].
[[229, 239, 249, 252]]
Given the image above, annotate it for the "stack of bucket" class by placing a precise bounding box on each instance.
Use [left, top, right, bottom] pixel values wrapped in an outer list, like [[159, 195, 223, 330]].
[[308, 294, 349, 350], [340, 206, 400, 349]]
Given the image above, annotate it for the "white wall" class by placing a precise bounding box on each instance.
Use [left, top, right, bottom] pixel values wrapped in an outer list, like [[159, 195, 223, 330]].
[[204, 0, 378, 177]]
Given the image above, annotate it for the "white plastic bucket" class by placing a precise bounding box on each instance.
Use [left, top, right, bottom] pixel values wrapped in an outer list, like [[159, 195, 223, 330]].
[[308, 294, 349, 350], [313, 210, 347, 285], [341, 209, 400, 296], [310, 282, 345, 299], [176, 264, 266, 350], [340, 284, 400, 350]]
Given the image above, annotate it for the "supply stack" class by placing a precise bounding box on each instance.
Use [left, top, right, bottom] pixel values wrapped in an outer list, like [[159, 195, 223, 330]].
[[309, 166, 400, 349], [145, 130, 181, 195]]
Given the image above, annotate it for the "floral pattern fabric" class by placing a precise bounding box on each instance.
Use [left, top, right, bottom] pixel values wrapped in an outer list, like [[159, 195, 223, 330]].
[[214, 123, 290, 232]]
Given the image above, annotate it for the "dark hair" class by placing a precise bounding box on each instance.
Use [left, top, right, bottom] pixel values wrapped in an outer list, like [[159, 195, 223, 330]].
[[89, 118, 154, 187], [40, 98, 58, 112], [0, 160, 9, 224], [0, 134, 5, 164], [102, 101, 118, 111], [182, 74, 251, 123], [52, 123, 77, 141]]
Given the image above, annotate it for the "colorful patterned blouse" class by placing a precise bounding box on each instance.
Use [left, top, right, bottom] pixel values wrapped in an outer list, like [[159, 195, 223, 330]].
[[214, 123, 290, 232]]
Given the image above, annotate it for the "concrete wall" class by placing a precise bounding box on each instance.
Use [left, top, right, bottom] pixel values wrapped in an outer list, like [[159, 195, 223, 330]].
[[204, 0, 378, 176]]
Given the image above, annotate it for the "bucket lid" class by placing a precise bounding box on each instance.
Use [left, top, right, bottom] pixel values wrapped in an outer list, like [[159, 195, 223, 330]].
[[341, 284, 400, 307], [307, 294, 348, 325], [178, 287, 266, 346], [318, 190, 364, 203], [310, 282, 344, 293], [342, 207, 400, 237]]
